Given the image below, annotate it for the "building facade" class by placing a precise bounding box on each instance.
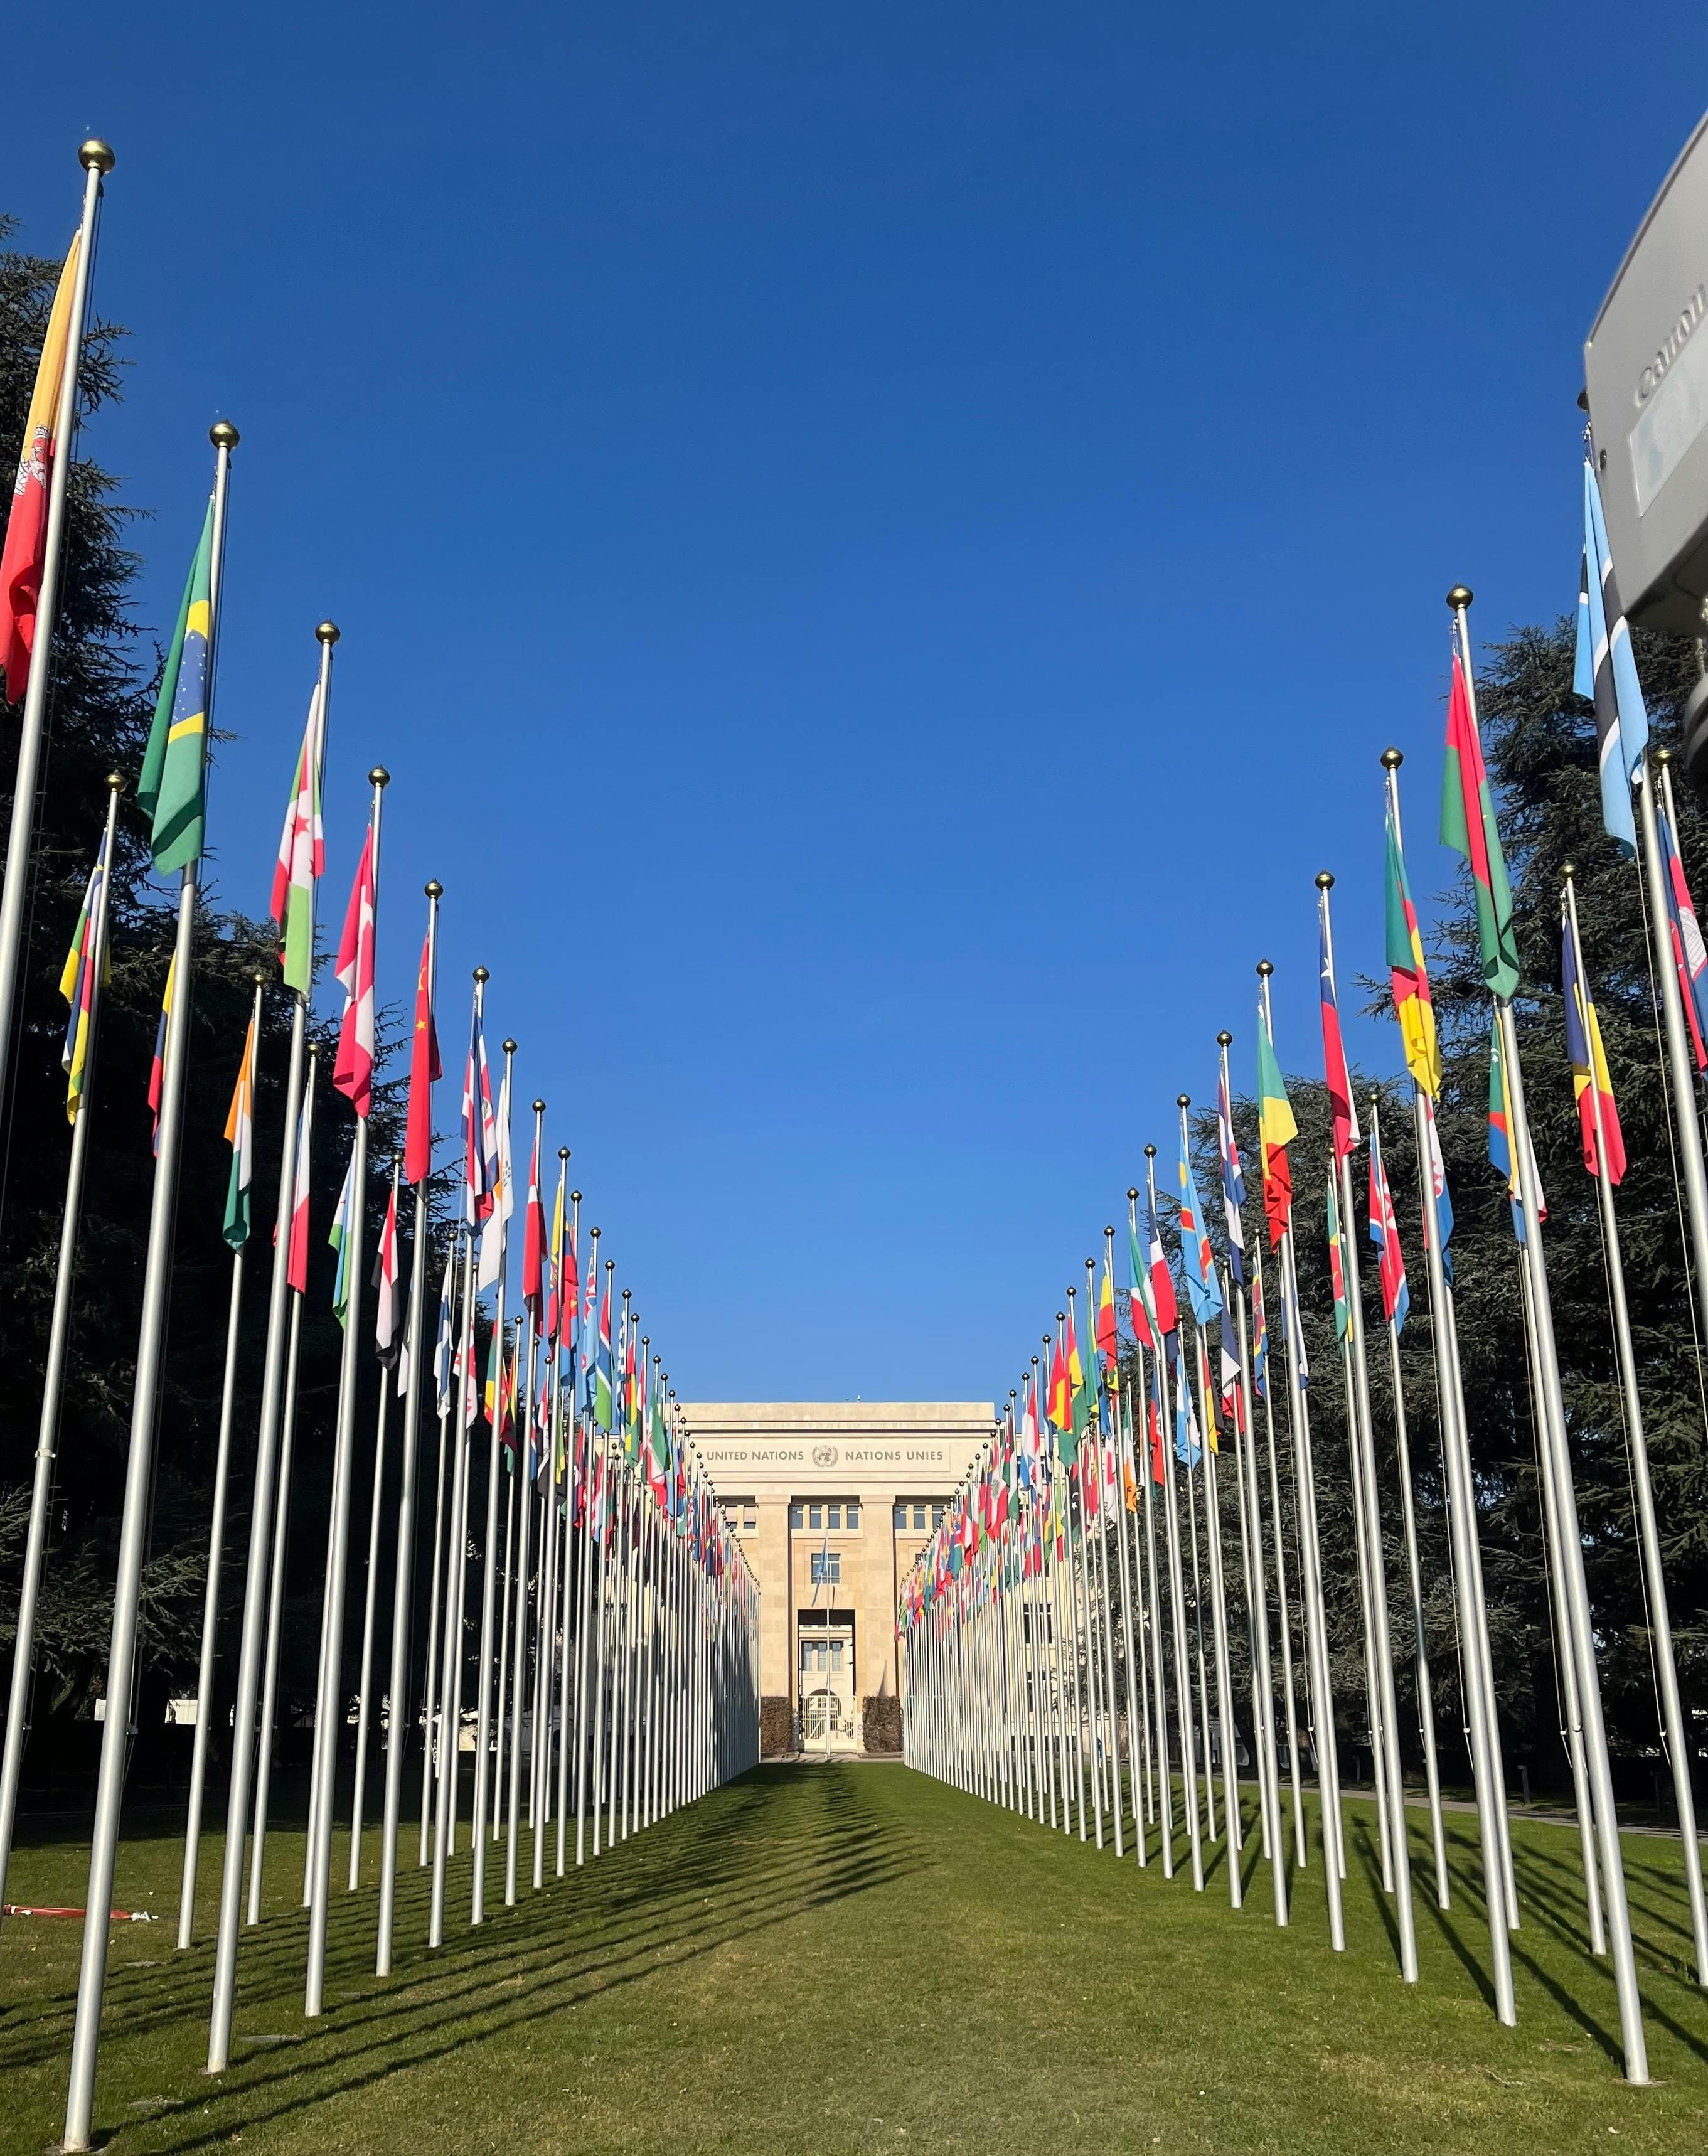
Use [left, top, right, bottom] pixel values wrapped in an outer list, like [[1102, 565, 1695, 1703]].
[[676, 1401, 994, 1752]]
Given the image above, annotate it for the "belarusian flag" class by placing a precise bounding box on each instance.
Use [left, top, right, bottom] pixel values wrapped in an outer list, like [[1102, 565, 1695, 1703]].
[[1385, 808, 1441, 1097], [1441, 648, 1519, 999], [1, 233, 81, 705], [137, 503, 214, 873], [222, 1009, 258, 1249], [270, 684, 324, 995], [1256, 1001, 1296, 1246], [331, 825, 376, 1117]]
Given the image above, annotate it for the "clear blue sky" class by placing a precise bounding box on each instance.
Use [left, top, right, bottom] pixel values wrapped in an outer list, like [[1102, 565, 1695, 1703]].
[[11, 3, 1704, 1400]]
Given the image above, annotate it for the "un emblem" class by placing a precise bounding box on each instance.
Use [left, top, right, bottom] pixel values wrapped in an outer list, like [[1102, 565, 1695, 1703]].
[[811, 1443, 838, 1468]]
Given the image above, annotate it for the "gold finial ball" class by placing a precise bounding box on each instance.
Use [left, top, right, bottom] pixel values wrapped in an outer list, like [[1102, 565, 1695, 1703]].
[[641, 1335, 649, 1347], [502, 1037, 517, 1055], [369, 765, 390, 788], [1176, 1092, 1190, 1109], [252, 968, 267, 986], [1103, 1224, 1114, 1239], [1144, 1142, 1156, 1158], [316, 619, 339, 645], [473, 965, 489, 983], [1316, 869, 1334, 890], [307, 1039, 321, 1057], [1657, 746, 1672, 767], [605, 1256, 615, 1271], [570, 1188, 581, 1202], [79, 139, 115, 174], [1563, 861, 1576, 880], [210, 419, 240, 451], [425, 878, 443, 899], [1381, 745, 1403, 770], [1446, 584, 1473, 611], [1256, 958, 1273, 978], [558, 1146, 570, 1160], [1127, 1185, 1140, 1200], [622, 1286, 631, 1300], [106, 770, 126, 792], [532, 1097, 546, 1114], [1217, 1028, 1232, 1046], [1056, 1310, 1066, 1321]]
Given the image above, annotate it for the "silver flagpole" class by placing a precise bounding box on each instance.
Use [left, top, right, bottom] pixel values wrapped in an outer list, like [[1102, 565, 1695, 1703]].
[[1565, 863, 1708, 1978], [0, 141, 112, 1126], [385, 877, 440, 1939], [347, 1168, 398, 1891], [0, 776, 124, 1918], [494, 1446, 515, 1839], [304, 766, 387, 2019], [555, 1173, 576, 1875], [1180, 1327, 1217, 1848], [66, 420, 233, 2152], [1369, 1092, 1448, 1913], [175, 966, 264, 1948], [504, 1099, 544, 1901], [1252, 1244, 1305, 1870], [248, 1062, 316, 1927], [417, 1375, 449, 1871], [1140, 1354, 1173, 1873], [574, 1334, 596, 1862], [469, 1018, 511, 1915], [1149, 1147, 1202, 1891], [1320, 873, 1416, 1975], [430, 1230, 474, 1947], [1454, 587, 1646, 2078], [211, 618, 335, 2069]]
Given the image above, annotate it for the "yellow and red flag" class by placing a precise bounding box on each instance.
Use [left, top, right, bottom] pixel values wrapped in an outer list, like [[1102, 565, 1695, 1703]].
[[1, 236, 80, 705]]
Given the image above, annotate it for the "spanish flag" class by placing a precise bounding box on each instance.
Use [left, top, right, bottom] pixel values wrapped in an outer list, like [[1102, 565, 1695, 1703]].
[[1, 236, 80, 705]]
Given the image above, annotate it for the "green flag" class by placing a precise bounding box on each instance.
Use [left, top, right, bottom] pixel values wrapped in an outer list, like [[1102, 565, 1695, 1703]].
[[1439, 646, 1519, 999], [137, 503, 215, 874]]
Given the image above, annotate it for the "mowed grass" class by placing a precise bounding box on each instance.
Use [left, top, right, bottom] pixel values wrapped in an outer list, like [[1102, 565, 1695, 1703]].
[[0, 1763, 1705, 2154]]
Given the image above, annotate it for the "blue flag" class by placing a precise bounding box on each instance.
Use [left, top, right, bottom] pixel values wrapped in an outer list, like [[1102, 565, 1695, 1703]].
[[1575, 456, 1649, 857]]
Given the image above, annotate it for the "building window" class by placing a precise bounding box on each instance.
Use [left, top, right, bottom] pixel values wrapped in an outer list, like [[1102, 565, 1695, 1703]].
[[912, 1503, 926, 1530], [831, 1640, 844, 1673], [811, 1550, 840, 1585], [790, 1503, 804, 1530], [931, 1503, 944, 1529], [826, 1503, 841, 1530], [742, 1505, 757, 1532], [809, 1503, 823, 1531], [893, 1503, 907, 1529], [846, 1503, 860, 1530]]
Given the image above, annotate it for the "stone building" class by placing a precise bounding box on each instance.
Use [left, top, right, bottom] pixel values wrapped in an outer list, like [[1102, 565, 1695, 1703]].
[[676, 1401, 994, 1753]]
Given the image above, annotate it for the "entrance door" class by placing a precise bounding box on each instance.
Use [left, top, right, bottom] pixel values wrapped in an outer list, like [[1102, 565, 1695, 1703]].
[[797, 1615, 857, 1750]]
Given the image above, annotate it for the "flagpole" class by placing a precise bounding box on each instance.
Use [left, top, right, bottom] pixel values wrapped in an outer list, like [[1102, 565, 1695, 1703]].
[[470, 1022, 513, 1917], [1367, 1093, 1449, 1914], [574, 1232, 600, 1865], [0, 774, 124, 1919], [430, 1227, 474, 1948], [248, 1052, 318, 1928], [1564, 867, 1707, 1976], [494, 1441, 516, 1840], [65, 419, 233, 2153], [1252, 1244, 1305, 1870], [0, 141, 113, 1133], [504, 1099, 545, 1901], [304, 766, 387, 2018], [418, 1358, 450, 1872], [1140, 1353, 1172, 1872], [208, 616, 335, 2069], [175, 966, 265, 1948], [1259, 959, 1346, 1951], [347, 1162, 401, 1891], [1148, 1147, 1202, 1891], [1453, 590, 1647, 2079]]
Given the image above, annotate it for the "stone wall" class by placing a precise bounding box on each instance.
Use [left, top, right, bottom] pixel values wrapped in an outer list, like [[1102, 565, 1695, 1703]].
[[861, 1695, 902, 1754], [761, 1695, 794, 1757]]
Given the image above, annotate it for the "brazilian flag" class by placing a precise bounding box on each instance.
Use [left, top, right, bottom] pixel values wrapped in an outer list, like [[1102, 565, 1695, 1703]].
[[137, 503, 213, 873]]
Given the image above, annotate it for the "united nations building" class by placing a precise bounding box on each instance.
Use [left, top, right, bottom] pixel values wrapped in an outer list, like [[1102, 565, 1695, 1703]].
[[676, 1402, 995, 1753]]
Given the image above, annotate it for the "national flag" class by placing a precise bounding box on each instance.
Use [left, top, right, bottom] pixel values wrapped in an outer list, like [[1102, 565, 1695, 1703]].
[[136, 503, 214, 874], [1047, 1326, 1070, 1436], [1279, 1246, 1310, 1391], [374, 1167, 405, 1386], [1096, 1256, 1117, 1367], [594, 1280, 614, 1433], [1257, 1000, 1296, 1245], [1, 233, 82, 705], [1658, 803, 1708, 1071], [1196, 1329, 1219, 1455], [521, 1125, 546, 1317], [329, 1146, 357, 1328], [58, 828, 110, 1124], [1489, 1010, 1545, 1239], [222, 1007, 258, 1249], [331, 826, 377, 1117], [1574, 456, 1649, 857], [1218, 1289, 1243, 1434], [1177, 1127, 1223, 1325], [147, 953, 176, 1157], [1119, 1410, 1138, 1511], [1441, 646, 1519, 999], [1175, 1357, 1202, 1470], [1251, 1265, 1269, 1401], [476, 1052, 513, 1291], [1064, 1309, 1089, 1447], [404, 924, 441, 1183], [1146, 1369, 1166, 1486], [547, 1160, 568, 1343], [1318, 889, 1360, 1163], [1421, 1089, 1454, 1275], [270, 683, 325, 994], [285, 1079, 315, 1294], [462, 996, 499, 1224], [1562, 900, 1626, 1185], [1385, 807, 1442, 1098], [1367, 1116, 1409, 1335], [434, 1246, 456, 1417], [1326, 1174, 1349, 1343], [649, 1378, 671, 1505], [1215, 1059, 1246, 1284]]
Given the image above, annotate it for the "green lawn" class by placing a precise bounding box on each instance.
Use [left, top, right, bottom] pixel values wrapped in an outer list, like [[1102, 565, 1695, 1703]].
[[1, 1764, 1704, 2153]]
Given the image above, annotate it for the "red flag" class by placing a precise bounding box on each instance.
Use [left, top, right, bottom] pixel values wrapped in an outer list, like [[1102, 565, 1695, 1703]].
[[521, 1128, 545, 1316], [332, 828, 376, 1118], [1, 237, 80, 705], [404, 925, 440, 1183], [1318, 893, 1359, 1166]]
